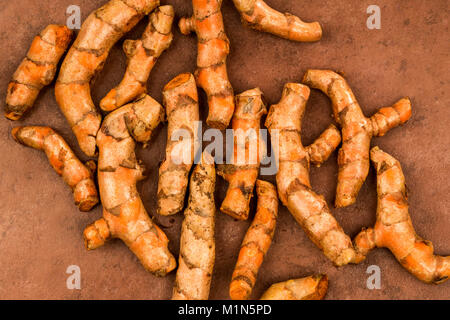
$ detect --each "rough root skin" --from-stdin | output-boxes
[302,69,412,208]
[84,94,176,276]
[12,126,98,212]
[172,152,216,300]
[260,275,328,300]
[5,25,73,120]
[353,147,450,284]
[230,180,278,300]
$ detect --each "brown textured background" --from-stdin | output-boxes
[0,0,449,300]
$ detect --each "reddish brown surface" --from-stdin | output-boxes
[0,0,448,300]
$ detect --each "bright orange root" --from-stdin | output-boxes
[260,275,328,300]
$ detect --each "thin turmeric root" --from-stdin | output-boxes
[266,83,363,266]
[230,180,278,300]
[157,73,200,216]
[56,0,160,156]
[172,152,216,300]
[5,25,72,120]
[218,88,267,220]
[232,0,322,42]
[12,126,98,211]
[353,147,450,284]
[84,94,176,276]
[302,70,412,208]
[179,0,235,129]
[260,275,328,300]
[100,5,174,112]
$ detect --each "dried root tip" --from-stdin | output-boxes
[307,124,341,166]
[179,17,195,35]
[353,227,376,257]
[74,179,99,212]
[260,275,328,300]
[83,218,110,250]
[370,97,412,137]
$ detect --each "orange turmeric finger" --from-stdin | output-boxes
[84,94,176,276]
[5,25,72,120]
[157,73,200,216]
[100,5,174,112]
[353,147,450,284]
[302,70,412,208]
[179,0,235,129]
[260,275,328,300]
[232,0,322,42]
[230,180,278,300]
[12,126,98,211]
[218,88,267,220]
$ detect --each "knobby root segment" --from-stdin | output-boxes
[172,152,216,300]
[12,126,98,212]
[230,180,278,300]
[157,73,200,216]
[55,0,160,157]
[83,94,176,276]
[232,0,322,42]
[100,5,174,112]
[265,83,364,266]
[302,69,412,208]
[260,275,328,300]
[218,88,267,220]
[353,147,450,284]
[5,25,73,120]
[179,0,235,129]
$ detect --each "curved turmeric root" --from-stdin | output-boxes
[12,126,98,212]
[353,147,450,284]
[230,180,278,300]
[100,5,174,112]
[179,0,235,129]
[265,83,363,266]
[157,73,200,216]
[172,152,216,300]
[302,70,412,208]
[218,88,267,220]
[5,25,72,120]
[56,0,160,156]
[84,94,176,276]
[260,275,328,300]
[232,0,322,42]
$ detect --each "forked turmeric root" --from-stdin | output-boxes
[354,147,450,284]
[84,94,176,276]
[302,70,412,208]
[12,126,98,212]
[260,275,328,300]
[100,5,174,112]
[5,25,72,120]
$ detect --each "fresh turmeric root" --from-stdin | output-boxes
[266,83,364,266]
[157,73,200,216]
[302,70,412,208]
[218,88,267,220]
[230,180,278,300]
[5,25,72,120]
[83,94,176,276]
[179,0,235,129]
[232,0,322,42]
[12,126,98,211]
[172,152,216,300]
[260,275,328,300]
[354,147,450,284]
[100,5,174,112]
[55,0,160,156]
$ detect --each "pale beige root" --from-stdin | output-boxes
[230,180,278,300]
[5,25,73,120]
[260,275,328,300]
[172,152,216,300]
[232,0,322,42]
[218,88,267,220]
[100,5,174,112]
[157,73,200,216]
[55,0,160,156]
[353,147,450,284]
[265,83,363,266]
[83,94,176,276]
[302,70,412,207]
[11,126,98,212]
